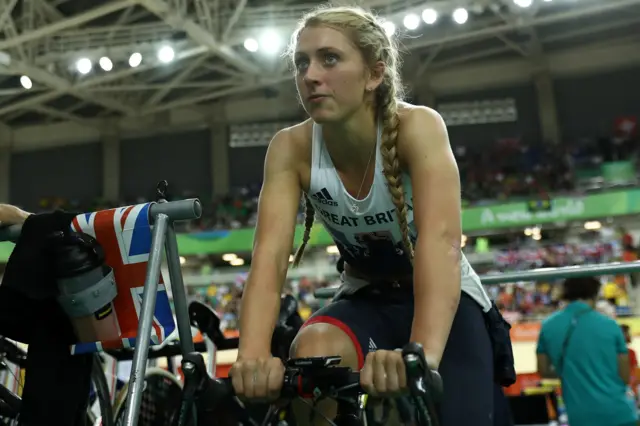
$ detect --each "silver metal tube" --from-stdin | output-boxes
[0,198,202,243]
[149,198,202,222]
[481,261,640,285]
[313,261,640,299]
[123,213,168,426]
[164,223,195,355]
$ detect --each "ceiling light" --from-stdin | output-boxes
[19,75,32,89]
[157,45,175,63]
[422,8,438,24]
[76,58,92,74]
[259,31,282,55]
[99,56,113,71]
[129,52,142,67]
[453,8,469,24]
[514,0,533,7]
[403,13,420,30]
[381,21,396,36]
[244,38,259,52]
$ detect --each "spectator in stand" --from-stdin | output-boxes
[536,277,637,426]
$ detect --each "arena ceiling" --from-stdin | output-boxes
[0,0,638,129]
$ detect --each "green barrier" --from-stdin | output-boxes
[2,188,640,261]
[602,161,636,184]
[462,188,640,231]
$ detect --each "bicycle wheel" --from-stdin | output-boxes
[114,368,184,426]
[90,354,115,426]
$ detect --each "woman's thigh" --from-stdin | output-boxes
[438,294,495,426]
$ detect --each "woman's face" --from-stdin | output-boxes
[294,25,371,123]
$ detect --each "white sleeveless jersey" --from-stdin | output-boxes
[307,123,491,311]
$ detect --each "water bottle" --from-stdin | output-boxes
[52,231,120,343]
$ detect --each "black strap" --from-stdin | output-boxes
[557,308,591,375]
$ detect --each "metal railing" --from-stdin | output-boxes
[314,261,640,299]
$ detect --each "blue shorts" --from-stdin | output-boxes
[302,285,513,426]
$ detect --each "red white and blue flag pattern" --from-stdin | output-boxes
[69,203,175,354]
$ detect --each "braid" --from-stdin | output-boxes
[292,195,315,267]
[378,83,414,264]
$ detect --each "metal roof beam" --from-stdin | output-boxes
[136,0,261,75]
[222,0,246,42]
[143,55,208,106]
[407,0,640,51]
[11,62,137,115]
[34,0,65,22]
[29,105,97,127]
[0,46,207,117]
[0,0,19,32]
[0,0,135,51]
[140,72,292,115]
[428,16,640,71]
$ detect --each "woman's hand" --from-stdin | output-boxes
[229,356,285,401]
[360,350,408,396]
[0,204,30,225]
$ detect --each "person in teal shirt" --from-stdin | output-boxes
[536,277,637,426]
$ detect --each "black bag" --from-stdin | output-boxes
[484,302,517,387]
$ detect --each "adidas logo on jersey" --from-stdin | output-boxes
[368,338,377,352]
[311,188,338,207]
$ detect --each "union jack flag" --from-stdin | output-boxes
[69,203,176,354]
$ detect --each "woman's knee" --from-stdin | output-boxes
[290,322,360,369]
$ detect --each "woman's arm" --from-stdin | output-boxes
[400,107,462,368]
[0,204,31,225]
[237,129,304,359]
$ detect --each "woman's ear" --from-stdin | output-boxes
[366,61,386,91]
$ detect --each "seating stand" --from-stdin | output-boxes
[120,197,202,426]
[0,187,202,426]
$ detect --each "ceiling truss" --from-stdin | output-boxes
[0,0,636,128]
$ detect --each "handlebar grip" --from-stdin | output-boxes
[402,342,443,401]
[211,378,234,399]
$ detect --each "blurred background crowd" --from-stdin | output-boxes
[31,133,640,231]
[11,130,640,333]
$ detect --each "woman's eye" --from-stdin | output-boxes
[295,59,309,72]
[324,54,339,65]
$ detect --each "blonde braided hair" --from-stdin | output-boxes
[292,195,315,267]
[289,6,413,266]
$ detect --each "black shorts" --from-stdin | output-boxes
[303,285,512,426]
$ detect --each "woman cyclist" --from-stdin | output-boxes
[230,6,512,426]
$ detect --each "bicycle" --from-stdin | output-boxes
[178,341,442,426]
[104,300,242,426]
[0,336,115,426]
[0,338,24,425]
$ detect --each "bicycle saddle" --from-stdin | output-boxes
[188,301,226,348]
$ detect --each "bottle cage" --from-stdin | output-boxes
[57,268,118,318]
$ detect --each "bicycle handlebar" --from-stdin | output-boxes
[183,343,442,426]
[0,198,202,243]
[212,365,363,400]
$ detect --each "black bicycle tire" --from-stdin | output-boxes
[91,354,115,426]
[0,383,20,419]
[113,367,184,426]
